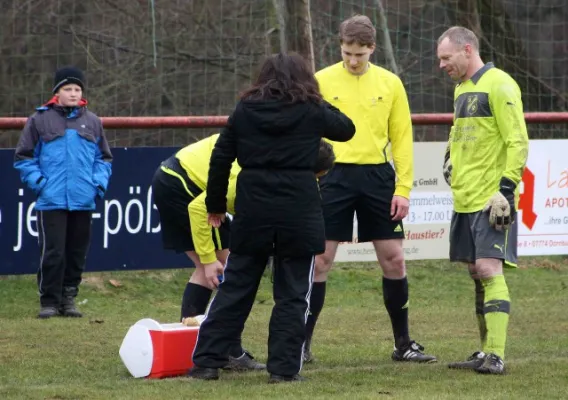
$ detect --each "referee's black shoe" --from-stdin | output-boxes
[392,340,437,363]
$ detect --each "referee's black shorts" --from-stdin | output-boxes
[151,156,231,254]
[318,162,405,242]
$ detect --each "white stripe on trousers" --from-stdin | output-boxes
[191,255,315,371]
[298,255,315,374]
[37,211,47,296]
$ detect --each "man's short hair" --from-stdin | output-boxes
[339,15,376,47]
[314,140,335,174]
[437,26,479,51]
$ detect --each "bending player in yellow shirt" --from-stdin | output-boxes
[151,134,264,371]
[438,26,529,375]
[305,15,437,364]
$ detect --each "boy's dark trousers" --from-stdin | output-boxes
[36,210,92,307]
[192,252,315,377]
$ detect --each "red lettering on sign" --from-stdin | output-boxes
[519,167,538,230]
[547,160,568,189]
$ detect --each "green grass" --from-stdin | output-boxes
[1,258,567,400]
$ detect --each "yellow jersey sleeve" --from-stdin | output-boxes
[226,165,239,215]
[187,161,240,265]
[188,192,217,265]
[491,82,529,186]
[389,77,414,199]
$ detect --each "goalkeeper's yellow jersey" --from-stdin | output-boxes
[449,63,529,213]
[315,62,414,198]
[173,134,241,264]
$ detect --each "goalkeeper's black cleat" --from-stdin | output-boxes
[223,350,266,371]
[475,353,505,375]
[448,351,486,370]
[392,340,437,363]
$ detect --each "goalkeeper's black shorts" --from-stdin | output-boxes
[449,210,518,268]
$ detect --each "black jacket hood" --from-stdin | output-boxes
[240,100,313,135]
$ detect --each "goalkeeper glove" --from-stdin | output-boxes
[443,147,452,186]
[483,177,516,231]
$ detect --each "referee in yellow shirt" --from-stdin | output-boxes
[304,15,436,364]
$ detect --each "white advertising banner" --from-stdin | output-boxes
[334,140,568,263]
[516,140,568,255]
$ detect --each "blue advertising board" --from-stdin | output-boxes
[0,147,194,275]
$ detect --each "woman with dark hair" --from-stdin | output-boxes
[189,52,355,383]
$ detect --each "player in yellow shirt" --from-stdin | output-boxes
[437,26,529,375]
[305,15,437,364]
[151,134,264,371]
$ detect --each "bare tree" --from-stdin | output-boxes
[0,0,566,148]
[374,0,398,75]
[442,0,566,112]
[273,0,315,71]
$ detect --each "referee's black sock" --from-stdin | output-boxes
[305,281,327,346]
[180,282,212,321]
[383,276,410,349]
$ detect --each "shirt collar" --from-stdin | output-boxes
[470,62,494,84]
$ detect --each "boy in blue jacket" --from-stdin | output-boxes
[14,66,113,319]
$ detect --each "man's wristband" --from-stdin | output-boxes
[499,177,516,197]
[499,177,517,212]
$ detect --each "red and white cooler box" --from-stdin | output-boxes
[119,316,204,379]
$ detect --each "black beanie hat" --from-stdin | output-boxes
[52,66,85,94]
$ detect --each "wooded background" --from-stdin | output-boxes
[0,0,566,147]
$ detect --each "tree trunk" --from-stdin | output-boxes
[273,0,315,72]
[374,0,399,75]
[272,0,289,53]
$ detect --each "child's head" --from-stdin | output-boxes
[52,66,85,107]
[314,140,336,178]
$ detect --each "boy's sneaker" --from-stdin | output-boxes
[38,306,59,319]
[59,302,83,317]
[392,340,437,363]
[60,287,82,317]
[475,353,505,375]
[223,350,266,371]
[448,351,486,370]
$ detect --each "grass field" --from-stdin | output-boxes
[1,257,567,400]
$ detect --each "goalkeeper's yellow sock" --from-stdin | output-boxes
[474,279,487,349]
[481,275,510,359]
